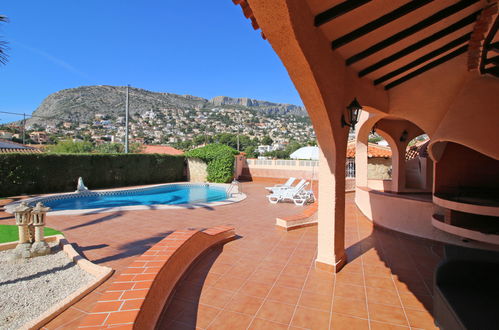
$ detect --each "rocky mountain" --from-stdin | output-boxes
[27,85,307,125]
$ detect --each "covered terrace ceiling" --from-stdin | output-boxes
[309,0,498,88]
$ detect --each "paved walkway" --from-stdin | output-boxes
[0,182,442,329]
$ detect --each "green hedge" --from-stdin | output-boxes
[185,144,238,183]
[0,153,185,197]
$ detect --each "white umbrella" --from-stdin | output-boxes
[290,146,319,160]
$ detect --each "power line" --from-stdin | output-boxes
[0,110,56,120]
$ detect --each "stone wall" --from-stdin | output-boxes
[187,158,208,182]
[367,158,392,180]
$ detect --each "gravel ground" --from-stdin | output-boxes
[0,242,96,330]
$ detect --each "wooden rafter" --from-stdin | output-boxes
[346,0,479,66]
[332,0,434,49]
[315,0,371,27]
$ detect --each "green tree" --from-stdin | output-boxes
[261,136,273,145]
[47,140,94,153]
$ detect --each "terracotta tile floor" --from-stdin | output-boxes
[0,182,444,329]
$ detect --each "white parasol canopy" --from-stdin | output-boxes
[290,146,319,160]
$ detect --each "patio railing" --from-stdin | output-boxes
[244,158,356,178]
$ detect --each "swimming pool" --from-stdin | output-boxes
[12,183,237,214]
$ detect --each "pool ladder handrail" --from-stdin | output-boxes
[227,180,242,197]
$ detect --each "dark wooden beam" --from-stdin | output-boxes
[374,34,471,85]
[315,0,371,27]
[484,66,499,78]
[346,0,479,66]
[486,55,499,65]
[385,45,468,90]
[332,0,434,49]
[480,15,498,74]
[359,12,479,77]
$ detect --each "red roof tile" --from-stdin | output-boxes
[140,145,184,155]
[346,141,392,158]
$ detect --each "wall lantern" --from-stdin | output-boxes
[342,98,362,128]
[400,129,409,142]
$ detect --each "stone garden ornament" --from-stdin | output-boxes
[11,201,51,259]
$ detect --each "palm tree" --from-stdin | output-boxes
[0,15,8,65]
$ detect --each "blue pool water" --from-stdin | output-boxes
[41,184,228,211]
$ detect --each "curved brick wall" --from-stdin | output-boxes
[77,226,235,329]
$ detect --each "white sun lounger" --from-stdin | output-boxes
[265,177,296,192]
[267,180,313,206]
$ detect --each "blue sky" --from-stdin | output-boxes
[0,1,302,123]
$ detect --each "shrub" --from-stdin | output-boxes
[0,153,185,197]
[185,144,238,183]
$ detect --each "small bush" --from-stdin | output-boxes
[185,144,238,183]
[0,153,185,197]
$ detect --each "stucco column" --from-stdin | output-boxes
[315,145,347,272]
[355,112,371,188]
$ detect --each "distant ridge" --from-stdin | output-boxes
[27,85,307,125]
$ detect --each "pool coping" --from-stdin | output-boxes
[4,182,246,216]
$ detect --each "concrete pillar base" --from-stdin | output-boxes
[315,255,347,273]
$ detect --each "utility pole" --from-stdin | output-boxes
[125,84,129,153]
[22,113,26,145]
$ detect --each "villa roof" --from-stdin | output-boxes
[346,141,392,158]
[0,139,42,154]
[235,1,498,86]
[141,145,184,155]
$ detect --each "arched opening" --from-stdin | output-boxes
[365,131,393,191]
[431,141,499,244]
[405,134,432,192]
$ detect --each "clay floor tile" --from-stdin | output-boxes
[298,291,332,311]
[267,285,302,305]
[226,292,264,315]
[368,302,408,326]
[334,282,366,301]
[250,269,280,284]
[275,273,306,289]
[332,296,368,318]
[174,303,220,329]
[281,264,310,278]
[370,321,410,329]
[303,278,334,295]
[213,275,245,292]
[240,281,273,298]
[208,262,232,275]
[198,287,235,309]
[207,310,253,329]
[290,306,330,329]
[366,287,402,307]
[364,275,397,291]
[399,292,432,311]
[257,260,286,273]
[330,312,369,330]
[393,278,431,296]
[248,318,288,330]
[405,308,439,329]
[363,264,393,278]
[255,300,296,325]
[336,271,364,286]
[226,264,257,279]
